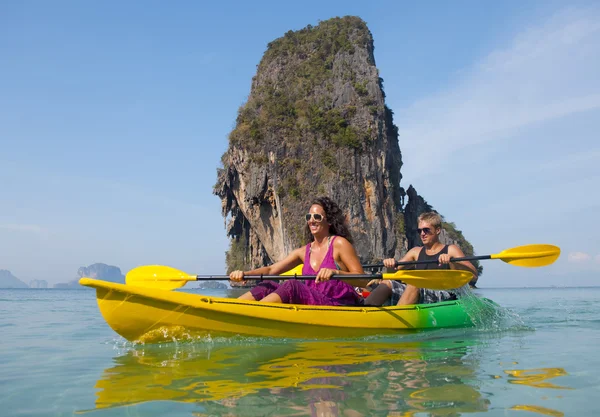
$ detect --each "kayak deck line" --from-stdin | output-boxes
[178,295,442,313]
[188,297,461,313]
[80,278,482,342]
[81,277,454,313]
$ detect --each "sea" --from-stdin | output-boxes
[1,286,599,417]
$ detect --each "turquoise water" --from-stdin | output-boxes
[1,287,599,416]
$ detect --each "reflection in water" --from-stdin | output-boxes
[87,338,491,416]
[510,405,565,417]
[84,337,572,416]
[504,368,571,417]
[505,368,572,389]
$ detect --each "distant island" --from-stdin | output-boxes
[29,279,48,288]
[1,263,125,289]
[54,263,125,288]
[197,281,228,290]
[0,269,29,288]
[0,270,49,288]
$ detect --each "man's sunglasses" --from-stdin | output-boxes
[305,213,324,222]
[417,227,433,235]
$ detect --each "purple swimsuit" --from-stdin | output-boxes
[249,236,362,306]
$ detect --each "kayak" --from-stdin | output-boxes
[80,278,487,342]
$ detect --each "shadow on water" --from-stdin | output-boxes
[80,330,571,416]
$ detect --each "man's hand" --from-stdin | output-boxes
[383,258,397,269]
[438,254,452,266]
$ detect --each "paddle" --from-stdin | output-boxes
[125,265,473,291]
[362,244,560,269]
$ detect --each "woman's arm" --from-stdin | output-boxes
[326,237,366,287]
[230,247,304,281]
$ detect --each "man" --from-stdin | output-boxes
[363,211,478,306]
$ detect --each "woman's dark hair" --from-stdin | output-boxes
[304,196,353,243]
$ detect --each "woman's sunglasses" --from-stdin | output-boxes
[417,227,433,235]
[305,213,324,222]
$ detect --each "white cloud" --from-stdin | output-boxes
[395,7,600,181]
[595,254,600,264]
[0,224,46,234]
[568,252,592,262]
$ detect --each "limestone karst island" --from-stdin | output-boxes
[213,16,480,285]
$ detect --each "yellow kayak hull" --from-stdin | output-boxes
[80,278,476,342]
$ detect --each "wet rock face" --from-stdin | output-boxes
[214,16,479,279]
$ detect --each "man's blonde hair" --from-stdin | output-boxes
[418,211,442,229]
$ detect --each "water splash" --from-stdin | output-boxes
[454,286,529,332]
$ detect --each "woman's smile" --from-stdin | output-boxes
[309,222,321,232]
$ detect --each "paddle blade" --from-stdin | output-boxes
[281,264,304,276]
[383,269,473,290]
[126,265,195,290]
[492,244,560,267]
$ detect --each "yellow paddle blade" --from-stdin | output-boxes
[492,244,560,267]
[281,264,303,276]
[126,265,195,290]
[382,269,473,290]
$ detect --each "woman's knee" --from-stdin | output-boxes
[274,279,303,304]
[281,279,303,290]
[238,291,257,301]
[249,280,279,300]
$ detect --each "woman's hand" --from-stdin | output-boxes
[315,268,338,283]
[229,270,245,282]
[383,258,397,269]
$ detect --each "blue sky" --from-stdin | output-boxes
[1,1,599,287]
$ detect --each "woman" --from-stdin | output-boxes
[229,197,366,306]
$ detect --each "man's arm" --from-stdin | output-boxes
[446,245,478,277]
[383,247,420,271]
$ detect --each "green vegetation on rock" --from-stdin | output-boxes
[229,16,377,162]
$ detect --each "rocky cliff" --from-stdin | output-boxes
[0,270,28,288]
[214,16,480,282]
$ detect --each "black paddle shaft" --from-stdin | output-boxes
[362,254,492,269]
[194,274,384,281]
